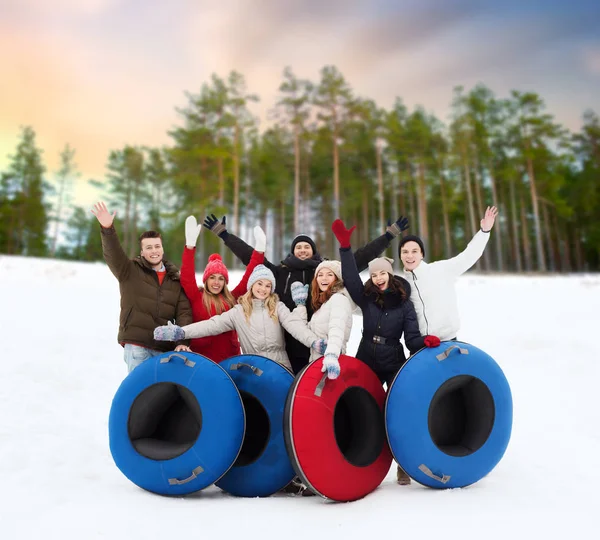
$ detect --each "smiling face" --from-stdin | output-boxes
[251,279,272,300]
[140,237,164,269]
[316,269,336,292]
[370,270,390,291]
[293,242,313,260]
[400,241,424,271]
[205,274,225,295]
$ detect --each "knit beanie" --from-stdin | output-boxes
[398,235,425,258]
[315,260,342,281]
[290,234,318,255]
[247,264,276,292]
[203,253,229,283]
[368,256,394,276]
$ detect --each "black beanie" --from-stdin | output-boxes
[290,234,318,255]
[399,234,425,258]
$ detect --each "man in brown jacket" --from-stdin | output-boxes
[92,202,193,372]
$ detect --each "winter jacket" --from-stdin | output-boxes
[100,226,193,352]
[180,299,319,371]
[340,246,424,380]
[179,247,264,362]
[220,231,393,372]
[402,230,491,341]
[286,288,355,364]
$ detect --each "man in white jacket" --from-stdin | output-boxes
[400,206,498,342]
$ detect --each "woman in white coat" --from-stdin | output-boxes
[399,206,498,342]
[288,260,355,380]
[153,264,324,371]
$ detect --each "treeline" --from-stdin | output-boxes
[1,66,599,271]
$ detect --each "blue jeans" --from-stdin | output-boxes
[123,344,162,372]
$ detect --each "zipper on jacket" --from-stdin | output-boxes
[283,273,292,295]
[410,271,429,335]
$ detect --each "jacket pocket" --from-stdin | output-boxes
[121,306,133,331]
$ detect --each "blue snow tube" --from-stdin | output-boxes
[385,341,512,489]
[216,355,296,497]
[109,351,245,496]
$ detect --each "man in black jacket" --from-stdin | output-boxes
[203,214,408,374]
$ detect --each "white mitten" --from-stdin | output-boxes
[185,216,202,248]
[253,226,266,253]
[322,354,340,380]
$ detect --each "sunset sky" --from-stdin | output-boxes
[1,0,599,207]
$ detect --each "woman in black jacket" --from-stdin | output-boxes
[332,219,440,486]
[203,213,409,374]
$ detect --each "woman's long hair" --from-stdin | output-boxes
[238,289,279,322]
[200,284,236,315]
[364,273,407,307]
[311,277,344,311]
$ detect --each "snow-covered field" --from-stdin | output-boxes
[1,254,599,539]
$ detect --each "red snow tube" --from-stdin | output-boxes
[284,355,392,501]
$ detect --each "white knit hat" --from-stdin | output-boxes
[315,260,342,281]
[368,257,394,276]
[247,264,276,291]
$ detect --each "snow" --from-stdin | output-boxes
[1,254,599,539]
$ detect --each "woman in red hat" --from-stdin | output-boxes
[179,216,265,362]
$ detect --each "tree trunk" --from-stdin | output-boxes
[439,171,452,259]
[407,166,417,236]
[398,166,406,219]
[362,183,369,247]
[233,123,241,233]
[541,202,555,272]
[376,143,384,231]
[509,177,522,273]
[573,227,584,272]
[417,160,428,245]
[461,148,477,236]
[520,192,532,272]
[472,162,489,270]
[51,178,66,257]
[488,171,503,271]
[294,129,301,232]
[218,156,225,206]
[333,136,340,218]
[525,150,546,271]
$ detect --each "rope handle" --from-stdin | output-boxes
[168,465,204,485]
[230,363,263,376]
[314,373,328,397]
[160,353,196,368]
[436,345,469,362]
[418,464,451,484]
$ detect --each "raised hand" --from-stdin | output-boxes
[203,214,228,238]
[185,216,202,247]
[290,281,309,306]
[253,226,266,253]
[91,201,116,228]
[154,321,185,342]
[480,206,498,232]
[386,215,409,237]
[331,219,356,249]
[322,353,340,380]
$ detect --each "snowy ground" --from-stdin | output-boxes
[1,254,599,539]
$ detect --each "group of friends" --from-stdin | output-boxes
[91,201,498,492]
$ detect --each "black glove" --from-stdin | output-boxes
[386,216,410,238]
[203,214,229,239]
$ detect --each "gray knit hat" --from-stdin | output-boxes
[247,264,276,291]
[315,260,342,281]
[368,257,394,276]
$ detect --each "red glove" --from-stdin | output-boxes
[331,219,356,248]
[424,335,441,348]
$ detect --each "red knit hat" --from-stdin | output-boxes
[203,254,229,283]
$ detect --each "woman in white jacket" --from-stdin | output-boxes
[399,206,498,342]
[288,260,355,380]
[153,265,324,371]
